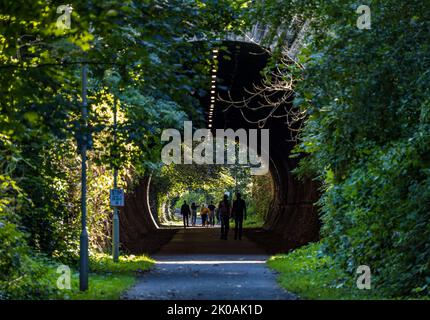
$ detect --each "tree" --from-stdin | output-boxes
[247,0,430,297]
[0,0,245,298]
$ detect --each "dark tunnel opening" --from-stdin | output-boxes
[119,41,320,254]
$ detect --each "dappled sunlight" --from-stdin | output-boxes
[154,163,272,229]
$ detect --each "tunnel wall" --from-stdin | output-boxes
[262,138,321,249]
[120,152,320,253]
[213,40,320,249]
[119,176,159,253]
[119,40,321,253]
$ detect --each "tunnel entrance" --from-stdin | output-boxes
[119,40,320,255]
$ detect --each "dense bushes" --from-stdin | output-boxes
[250,173,273,221]
[0,0,242,299]
[320,139,430,296]
[298,1,430,297]
[3,0,429,300]
[0,175,60,299]
[252,0,430,297]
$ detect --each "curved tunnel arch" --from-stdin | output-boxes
[120,40,320,254]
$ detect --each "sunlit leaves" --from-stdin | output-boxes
[250,0,430,297]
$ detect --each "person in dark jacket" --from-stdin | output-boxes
[232,192,247,240]
[190,202,199,226]
[180,201,191,228]
[218,194,231,240]
[208,201,216,226]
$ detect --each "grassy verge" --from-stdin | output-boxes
[243,214,264,228]
[66,273,135,300]
[53,253,154,300]
[267,243,384,300]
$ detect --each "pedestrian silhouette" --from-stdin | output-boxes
[218,194,231,240]
[200,204,209,227]
[208,201,216,226]
[180,201,191,228]
[191,202,199,226]
[232,192,247,240]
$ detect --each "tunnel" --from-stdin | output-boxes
[119,41,321,254]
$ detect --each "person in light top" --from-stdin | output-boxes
[200,204,210,227]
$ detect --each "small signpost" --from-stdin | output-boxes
[110,188,124,207]
[110,187,123,262]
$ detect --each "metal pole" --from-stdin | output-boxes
[235,165,238,193]
[79,64,89,291]
[235,143,239,194]
[112,98,119,262]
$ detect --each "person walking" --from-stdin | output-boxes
[232,192,247,240]
[218,194,231,240]
[200,204,209,227]
[208,201,216,226]
[215,207,220,225]
[191,202,199,226]
[180,201,191,228]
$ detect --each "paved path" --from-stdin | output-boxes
[122,228,296,300]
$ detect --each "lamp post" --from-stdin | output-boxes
[235,165,238,192]
[112,98,119,262]
[79,63,89,291]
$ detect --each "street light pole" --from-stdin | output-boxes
[79,63,89,291]
[112,98,119,262]
[235,165,238,193]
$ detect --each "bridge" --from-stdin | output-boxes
[119,21,320,255]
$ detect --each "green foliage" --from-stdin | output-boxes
[154,164,235,222]
[179,190,209,207]
[0,253,63,300]
[0,174,60,299]
[89,253,154,274]
[1,245,154,300]
[253,0,430,297]
[66,253,154,300]
[0,0,244,298]
[156,161,273,226]
[249,173,273,221]
[66,273,135,300]
[69,253,153,300]
[268,242,385,300]
[242,214,264,229]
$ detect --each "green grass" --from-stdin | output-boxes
[243,214,264,228]
[66,273,136,300]
[89,253,154,274]
[52,253,154,300]
[267,243,383,300]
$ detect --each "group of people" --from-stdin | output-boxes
[180,192,247,240]
[181,201,217,227]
